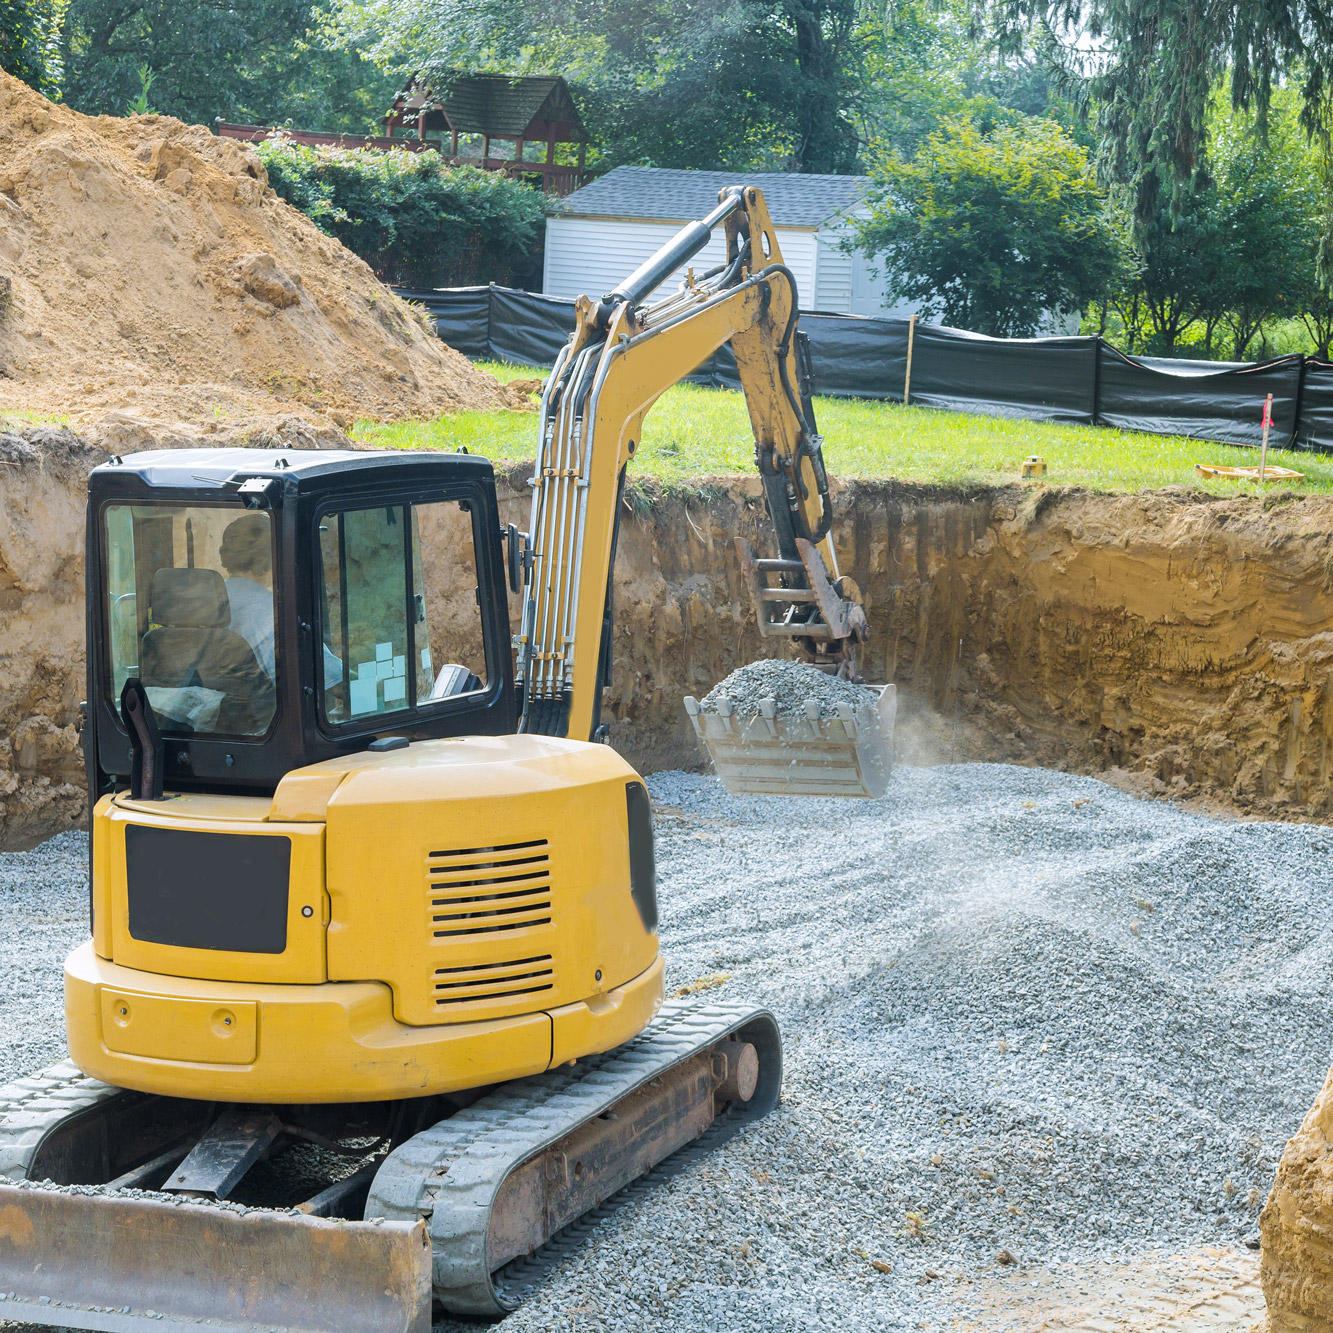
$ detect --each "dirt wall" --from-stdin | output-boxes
[0,429,102,846]
[567,473,1333,819]
[9,440,1333,847]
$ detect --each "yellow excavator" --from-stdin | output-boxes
[0,186,892,1331]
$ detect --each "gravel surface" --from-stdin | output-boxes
[0,831,89,1089]
[700,658,878,718]
[476,764,1331,1332]
[1,767,1330,1333]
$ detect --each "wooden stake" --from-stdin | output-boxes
[1259,392,1274,483]
[904,313,918,406]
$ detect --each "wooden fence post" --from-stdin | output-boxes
[904,313,918,406]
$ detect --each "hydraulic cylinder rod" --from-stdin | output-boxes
[597,189,744,321]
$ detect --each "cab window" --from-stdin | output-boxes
[104,504,277,737]
[318,500,488,725]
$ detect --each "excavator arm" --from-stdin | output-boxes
[517,185,871,744]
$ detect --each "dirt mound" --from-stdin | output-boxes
[1261,1067,1333,1331]
[0,71,520,430]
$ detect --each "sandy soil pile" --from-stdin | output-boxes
[0,71,522,435]
[1262,1070,1333,1331]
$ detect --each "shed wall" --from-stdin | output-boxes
[813,232,852,311]
[544,218,820,309]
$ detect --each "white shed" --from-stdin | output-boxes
[543,166,906,317]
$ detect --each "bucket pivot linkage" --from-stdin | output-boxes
[685,538,895,799]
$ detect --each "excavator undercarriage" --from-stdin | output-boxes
[0,1002,780,1331]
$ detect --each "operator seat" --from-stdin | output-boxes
[140,568,274,734]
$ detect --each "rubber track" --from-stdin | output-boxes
[366,997,781,1317]
[0,1060,128,1182]
[492,1099,752,1309]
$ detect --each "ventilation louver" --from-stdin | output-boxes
[432,954,556,1010]
[426,840,553,939]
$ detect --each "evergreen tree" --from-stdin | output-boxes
[987,0,1333,273]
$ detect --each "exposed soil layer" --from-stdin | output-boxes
[8,440,1333,845]
[0,71,522,434]
[0,429,101,846]
[594,475,1333,825]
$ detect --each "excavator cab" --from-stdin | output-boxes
[85,448,515,802]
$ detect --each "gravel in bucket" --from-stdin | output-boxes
[700,658,878,719]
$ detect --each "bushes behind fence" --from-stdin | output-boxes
[254,139,546,290]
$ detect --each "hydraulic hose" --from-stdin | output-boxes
[751,263,833,544]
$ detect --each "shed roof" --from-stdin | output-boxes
[440,73,584,139]
[556,167,871,228]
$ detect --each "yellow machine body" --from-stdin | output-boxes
[66,734,663,1102]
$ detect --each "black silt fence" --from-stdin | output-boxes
[397,284,1333,454]
[907,326,1097,424]
[1094,346,1304,447]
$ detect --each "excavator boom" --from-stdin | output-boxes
[516,185,894,793]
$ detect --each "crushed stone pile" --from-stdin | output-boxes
[700,657,879,718]
[0,71,522,435]
[2,765,1323,1329]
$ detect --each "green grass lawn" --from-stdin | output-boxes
[353,360,1333,495]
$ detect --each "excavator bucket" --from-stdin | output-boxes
[690,525,896,797]
[0,1184,433,1333]
[684,681,896,798]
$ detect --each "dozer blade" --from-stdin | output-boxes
[0,1184,432,1333]
[684,681,896,797]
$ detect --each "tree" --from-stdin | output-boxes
[330,0,867,172]
[853,1,974,160]
[1299,287,1333,362]
[986,0,1333,272]
[561,0,810,171]
[59,0,397,131]
[1211,116,1310,359]
[1,0,64,97]
[1109,97,1315,357]
[858,113,1116,336]
[1268,101,1333,359]
[1129,187,1230,353]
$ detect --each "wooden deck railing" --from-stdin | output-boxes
[215,124,594,196]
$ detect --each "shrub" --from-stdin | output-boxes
[0,0,63,97]
[860,113,1117,338]
[253,139,547,289]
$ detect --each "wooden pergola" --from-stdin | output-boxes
[384,73,589,196]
